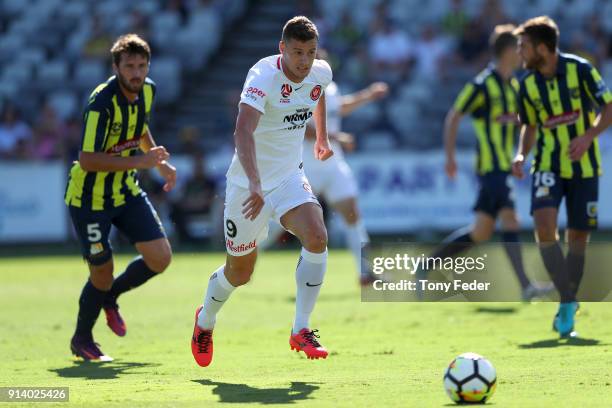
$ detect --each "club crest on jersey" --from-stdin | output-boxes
[310,85,322,101]
[569,87,580,99]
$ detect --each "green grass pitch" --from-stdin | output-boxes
[1,250,611,407]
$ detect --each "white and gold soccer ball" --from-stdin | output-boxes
[443,352,497,404]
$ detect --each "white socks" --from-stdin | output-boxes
[197,265,236,330]
[293,247,327,334]
[345,221,370,277]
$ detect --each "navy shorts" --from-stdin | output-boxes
[473,172,515,217]
[69,194,166,265]
[530,171,598,230]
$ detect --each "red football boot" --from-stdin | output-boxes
[289,328,329,359]
[191,306,214,367]
[103,305,126,337]
[70,335,113,362]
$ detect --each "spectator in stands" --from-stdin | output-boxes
[477,0,511,32]
[82,14,113,61]
[368,19,414,83]
[456,19,489,68]
[63,116,82,163]
[0,103,32,160]
[328,10,363,60]
[441,0,470,38]
[28,103,66,160]
[170,151,219,243]
[413,25,452,81]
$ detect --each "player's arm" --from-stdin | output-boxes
[140,128,177,192]
[313,93,333,161]
[235,103,264,220]
[512,124,536,179]
[78,109,168,172]
[568,101,612,161]
[339,82,389,117]
[569,63,612,160]
[445,82,482,179]
[443,108,464,179]
[304,124,355,151]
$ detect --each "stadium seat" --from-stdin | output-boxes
[360,131,397,151]
[0,35,24,63]
[151,11,182,51]
[1,0,31,17]
[1,63,33,86]
[149,57,182,104]
[47,90,78,121]
[74,60,107,93]
[36,60,69,92]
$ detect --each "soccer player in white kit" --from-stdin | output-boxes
[191,16,334,367]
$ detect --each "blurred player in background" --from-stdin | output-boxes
[191,16,333,367]
[512,17,612,337]
[421,25,551,300]
[263,49,388,286]
[65,34,177,361]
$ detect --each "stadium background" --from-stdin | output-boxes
[1,0,612,249]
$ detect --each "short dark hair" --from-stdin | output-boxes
[514,16,559,53]
[110,33,151,65]
[490,24,517,57]
[281,16,318,43]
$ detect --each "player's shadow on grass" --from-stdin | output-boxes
[49,361,160,380]
[518,337,604,349]
[193,379,321,404]
[473,306,518,314]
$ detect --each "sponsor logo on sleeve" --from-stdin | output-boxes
[244,87,266,103]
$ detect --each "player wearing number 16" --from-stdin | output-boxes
[512,17,612,337]
[64,34,177,361]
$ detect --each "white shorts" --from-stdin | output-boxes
[304,159,358,204]
[223,170,320,256]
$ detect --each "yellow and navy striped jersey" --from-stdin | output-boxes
[517,53,612,179]
[65,76,156,210]
[453,64,519,175]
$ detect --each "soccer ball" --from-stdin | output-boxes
[443,352,497,404]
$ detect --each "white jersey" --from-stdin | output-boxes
[227,55,333,191]
[303,80,343,165]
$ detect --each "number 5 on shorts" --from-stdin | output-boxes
[87,223,102,242]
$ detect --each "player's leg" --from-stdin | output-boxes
[192,182,269,366]
[103,195,170,336]
[68,205,114,361]
[280,199,329,359]
[564,176,598,298]
[331,196,373,283]
[428,211,495,259]
[565,229,588,297]
[321,160,371,283]
[499,208,529,289]
[531,174,576,336]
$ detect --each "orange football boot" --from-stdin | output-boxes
[289,328,328,359]
[191,306,214,367]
